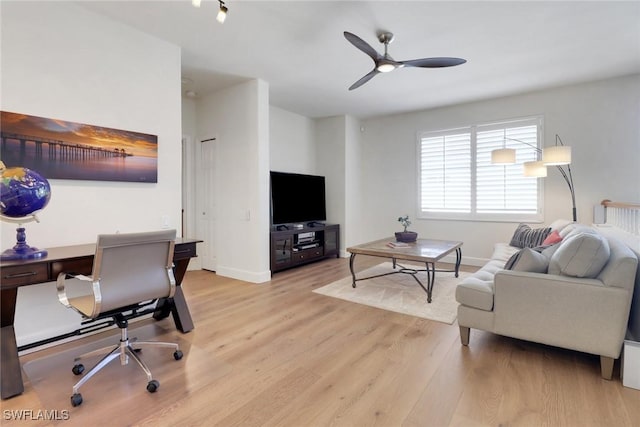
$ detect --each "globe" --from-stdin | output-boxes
[1,166,51,218]
[0,164,51,260]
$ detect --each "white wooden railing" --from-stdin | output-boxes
[601,200,640,236]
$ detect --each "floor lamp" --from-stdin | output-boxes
[491,134,577,222]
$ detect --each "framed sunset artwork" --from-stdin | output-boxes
[0,111,158,183]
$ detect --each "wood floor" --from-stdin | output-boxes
[3,256,640,426]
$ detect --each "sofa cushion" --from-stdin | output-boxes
[455,276,495,311]
[456,243,519,311]
[505,248,549,273]
[509,223,552,248]
[548,232,611,278]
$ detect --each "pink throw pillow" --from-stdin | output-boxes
[542,229,562,246]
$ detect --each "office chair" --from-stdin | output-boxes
[56,230,183,407]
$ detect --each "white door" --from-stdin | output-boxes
[197,138,217,271]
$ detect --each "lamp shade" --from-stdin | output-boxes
[217,5,228,23]
[491,148,516,165]
[523,161,547,177]
[543,145,571,165]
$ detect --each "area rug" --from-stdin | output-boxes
[313,262,468,324]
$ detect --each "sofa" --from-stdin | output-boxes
[455,221,639,379]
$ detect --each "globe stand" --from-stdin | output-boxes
[1,226,48,261]
[1,213,48,261]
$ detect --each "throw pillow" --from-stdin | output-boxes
[549,219,574,232]
[504,247,549,273]
[548,232,611,278]
[542,230,562,246]
[509,224,552,248]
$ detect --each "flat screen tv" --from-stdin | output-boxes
[270,171,326,225]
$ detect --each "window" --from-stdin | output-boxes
[418,117,543,222]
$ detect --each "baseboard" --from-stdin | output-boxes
[215,265,271,284]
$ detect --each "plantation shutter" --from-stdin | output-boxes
[476,121,540,214]
[419,130,471,213]
[418,116,542,221]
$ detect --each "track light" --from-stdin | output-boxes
[217,1,228,23]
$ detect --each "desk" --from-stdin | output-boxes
[0,238,201,400]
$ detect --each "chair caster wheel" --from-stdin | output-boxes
[173,350,183,360]
[147,379,160,393]
[71,393,83,407]
[72,364,85,375]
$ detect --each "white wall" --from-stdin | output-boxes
[196,80,271,283]
[180,96,202,270]
[270,106,316,173]
[344,116,365,251]
[316,116,347,249]
[1,1,182,346]
[1,2,183,247]
[358,74,640,264]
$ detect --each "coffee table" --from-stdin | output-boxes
[346,238,463,303]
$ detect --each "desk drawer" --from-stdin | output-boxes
[173,243,196,261]
[1,264,48,287]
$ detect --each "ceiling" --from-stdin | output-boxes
[78,0,640,119]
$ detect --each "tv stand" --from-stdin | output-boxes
[270,223,340,273]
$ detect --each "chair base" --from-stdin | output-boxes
[69,319,181,405]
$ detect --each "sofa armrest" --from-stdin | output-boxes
[493,270,632,358]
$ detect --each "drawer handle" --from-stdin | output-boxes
[4,271,38,279]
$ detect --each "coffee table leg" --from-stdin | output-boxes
[425,262,435,303]
[349,253,357,288]
[407,263,436,303]
[455,248,462,278]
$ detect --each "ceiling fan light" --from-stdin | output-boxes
[543,145,571,165]
[376,62,396,73]
[491,148,516,165]
[217,3,228,23]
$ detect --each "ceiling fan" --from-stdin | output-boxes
[343,31,467,90]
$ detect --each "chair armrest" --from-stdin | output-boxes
[493,270,632,358]
[56,272,94,308]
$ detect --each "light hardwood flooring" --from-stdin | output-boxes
[3,256,640,426]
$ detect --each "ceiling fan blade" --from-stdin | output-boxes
[344,31,381,62]
[401,57,467,68]
[349,69,379,91]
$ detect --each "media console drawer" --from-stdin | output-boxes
[292,247,323,263]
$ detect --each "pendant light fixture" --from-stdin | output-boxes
[217,0,228,23]
[191,0,229,24]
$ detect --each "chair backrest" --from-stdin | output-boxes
[91,229,176,315]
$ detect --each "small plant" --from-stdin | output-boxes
[398,215,411,232]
